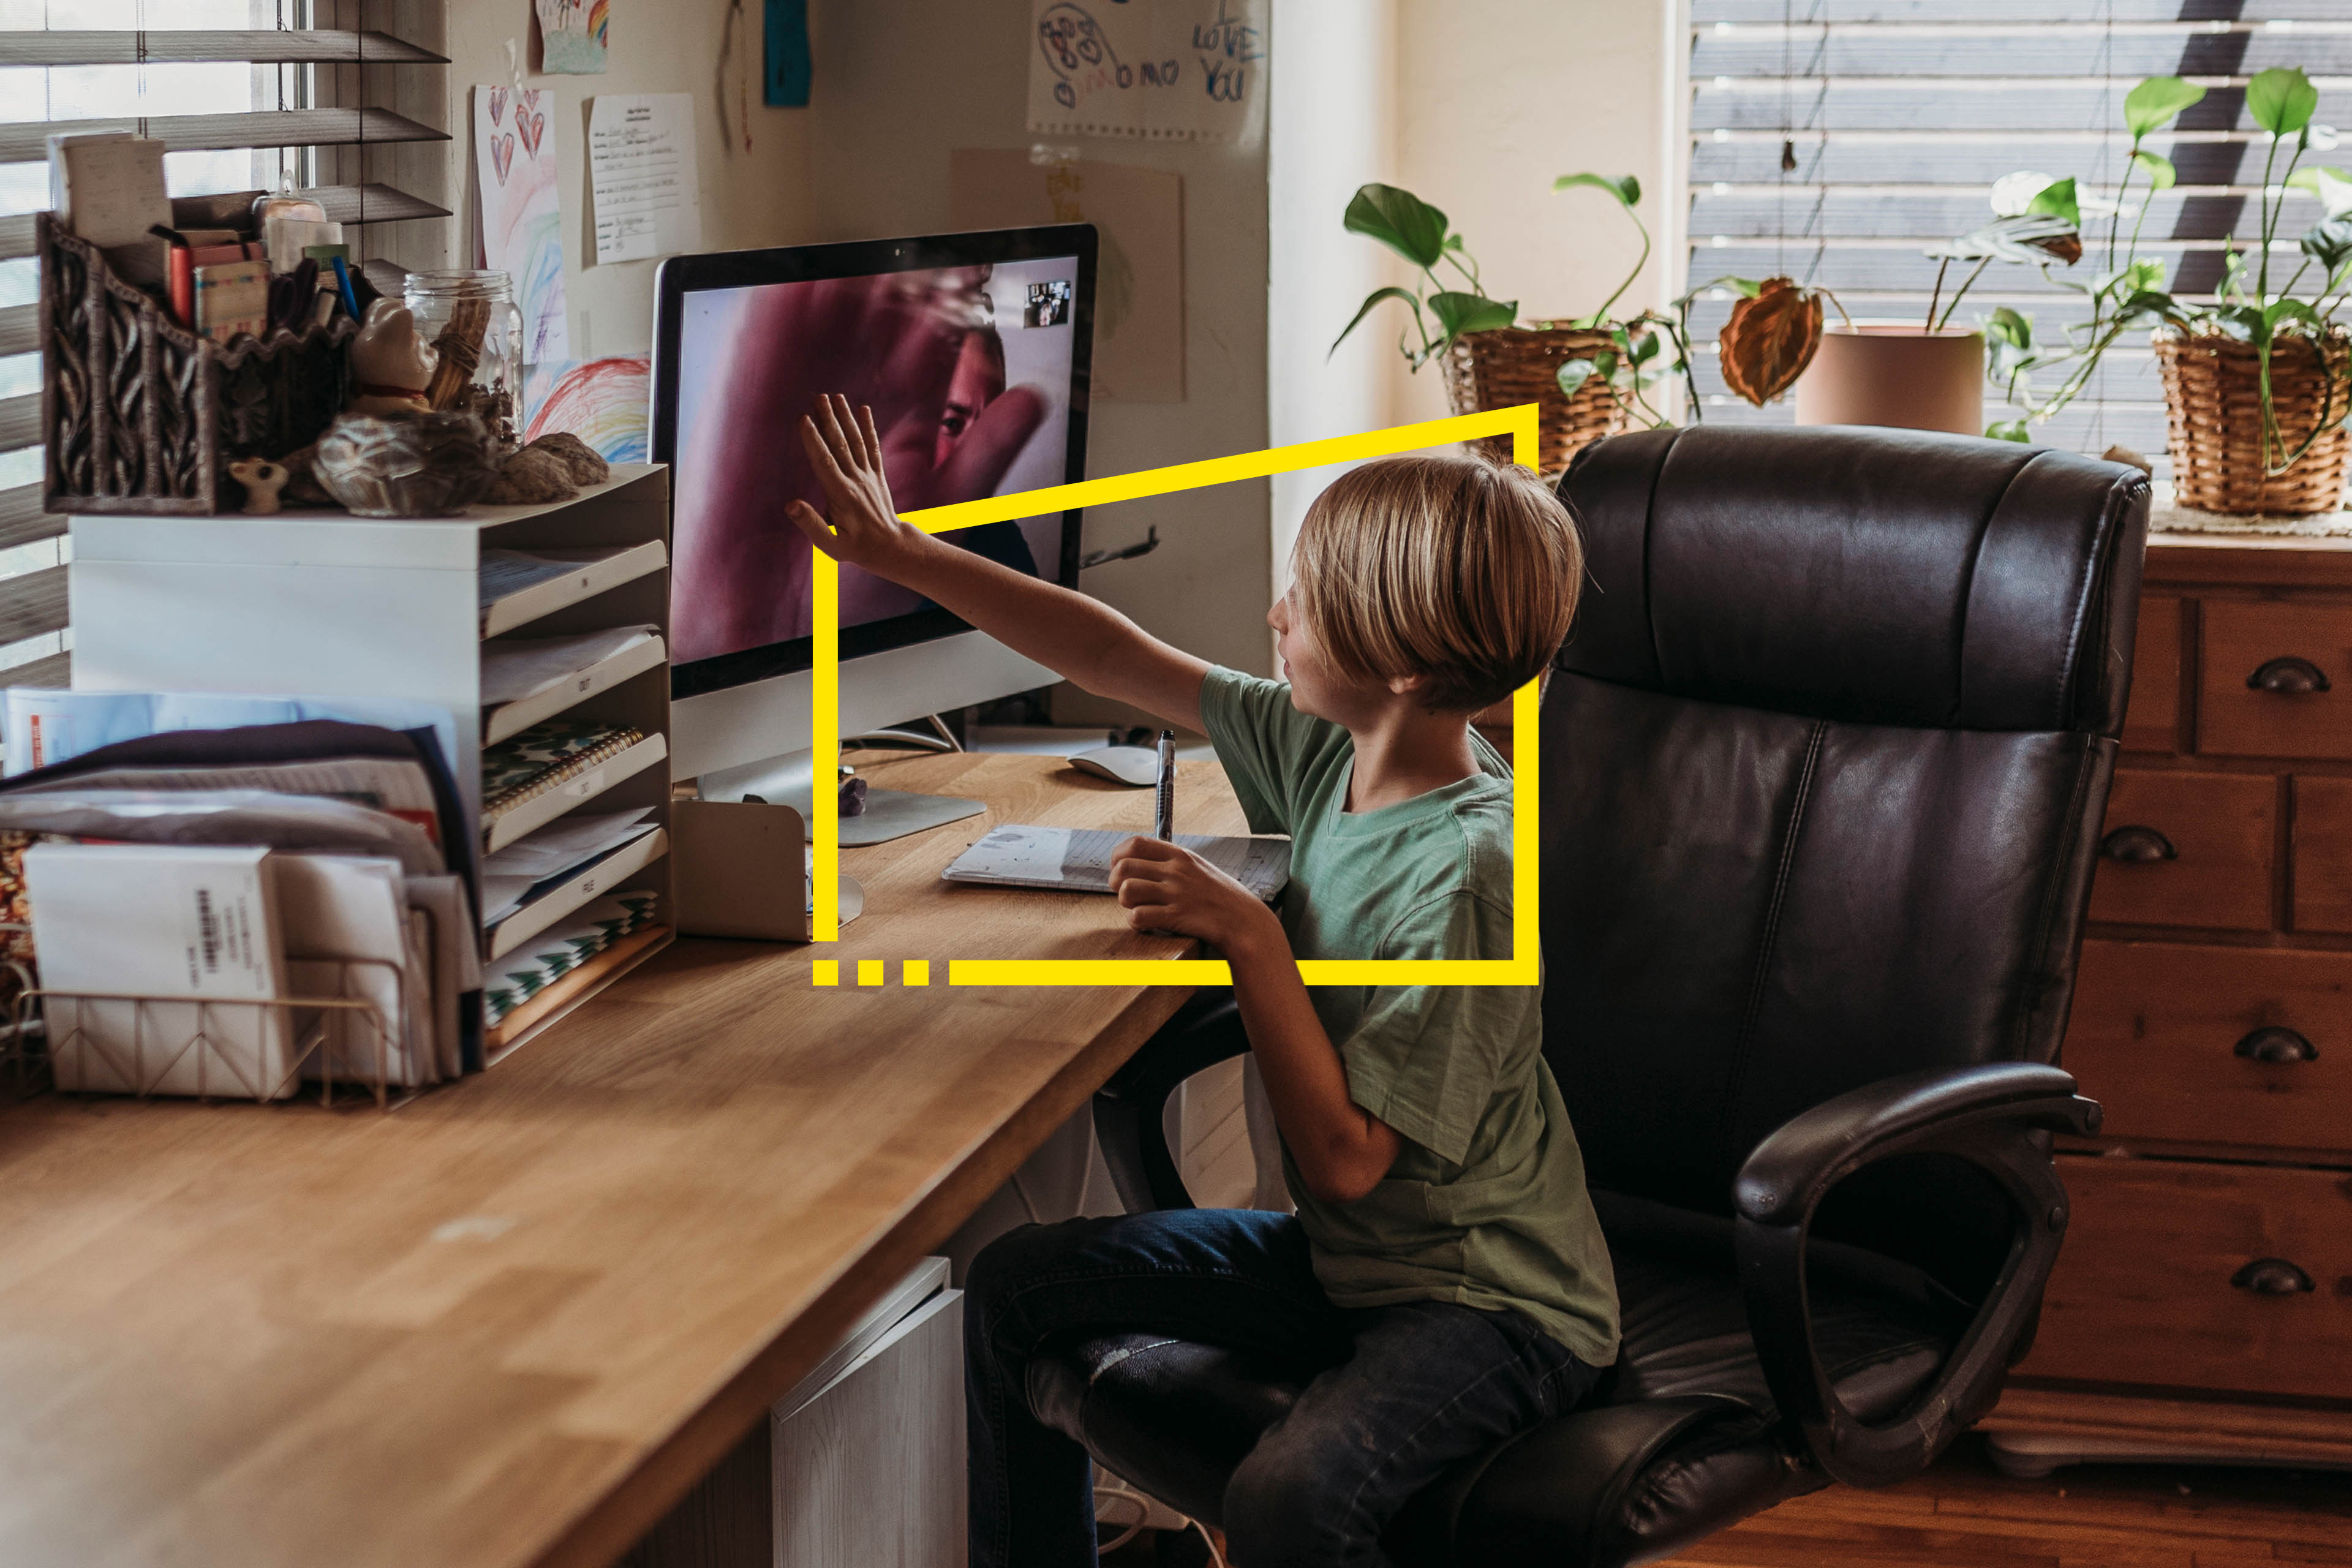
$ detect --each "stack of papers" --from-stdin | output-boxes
[0,695,486,1095]
[481,807,657,928]
[481,624,661,707]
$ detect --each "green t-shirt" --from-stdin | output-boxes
[1198,666,1620,1365]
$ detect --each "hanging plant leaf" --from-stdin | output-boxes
[1718,277,1825,406]
[1330,285,1427,356]
[1342,184,1450,270]
[1556,358,1601,396]
[1989,171,2064,217]
[2124,76,2205,138]
[1427,291,1518,344]
[1928,213,2081,266]
[2248,67,2318,140]
[2026,177,2082,229]
[2288,164,2352,217]
[2301,216,2352,278]
[1554,172,1642,209]
[1986,419,2032,443]
[2131,150,2178,191]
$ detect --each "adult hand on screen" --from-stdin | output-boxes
[669,271,1048,663]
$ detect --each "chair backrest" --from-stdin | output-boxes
[1539,425,2147,1234]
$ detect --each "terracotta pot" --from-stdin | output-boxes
[1793,324,1985,438]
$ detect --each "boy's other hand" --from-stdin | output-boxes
[786,393,929,576]
[1110,836,1283,956]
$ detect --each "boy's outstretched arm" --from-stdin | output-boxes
[785,394,1210,733]
[1112,838,1401,1205]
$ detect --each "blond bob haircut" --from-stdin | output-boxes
[1290,454,1583,714]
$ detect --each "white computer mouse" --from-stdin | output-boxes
[1066,745,1161,787]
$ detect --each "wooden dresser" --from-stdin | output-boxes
[1983,530,2352,1477]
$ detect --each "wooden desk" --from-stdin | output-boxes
[0,751,1246,1568]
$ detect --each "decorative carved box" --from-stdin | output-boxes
[39,211,354,516]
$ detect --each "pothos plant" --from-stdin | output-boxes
[1980,67,2352,473]
[1333,174,1844,426]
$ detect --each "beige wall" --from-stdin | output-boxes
[437,0,1273,709]
[1385,0,1684,424]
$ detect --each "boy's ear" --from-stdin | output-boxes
[1385,671,1430,697]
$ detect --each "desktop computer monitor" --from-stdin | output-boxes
[652,225,1096,820]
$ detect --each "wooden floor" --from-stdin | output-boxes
[1109,1439,2352,1565]
[1658,1439,2352,1567]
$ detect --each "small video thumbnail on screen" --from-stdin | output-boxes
[1023,280,1073,328]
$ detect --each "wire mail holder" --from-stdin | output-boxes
[7,957,415,1110]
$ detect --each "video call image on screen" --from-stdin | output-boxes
[669,257,1080,668]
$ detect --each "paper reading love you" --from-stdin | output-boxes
[588,94,703,266]
[1027,0,1266,143]
[472,84,571,364]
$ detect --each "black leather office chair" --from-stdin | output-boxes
[1033,424,2150,1565]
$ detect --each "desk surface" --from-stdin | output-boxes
[0,750,1246,1568]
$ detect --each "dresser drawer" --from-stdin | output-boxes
[2021,1157,2352,1400]
[2122,595,2183,753]
[2087,771,2277,931]
[2067,940,2352,1154]
[2295,775,2352,933]
[2200,600,2352,759]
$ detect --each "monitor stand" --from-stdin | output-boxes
[696,745,987,848]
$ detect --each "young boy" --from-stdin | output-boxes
[788,396,1618,1567]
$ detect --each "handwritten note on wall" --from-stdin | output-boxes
[588,93,704,266]
[1027,0,1265,143]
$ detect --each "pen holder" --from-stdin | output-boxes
[39,212,357,517]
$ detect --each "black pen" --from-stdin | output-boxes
[1155,729,1175,840]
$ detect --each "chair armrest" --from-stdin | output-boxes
[1091,1000,1253,1213]
[1733,1062,2101,1488]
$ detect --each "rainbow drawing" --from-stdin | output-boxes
[525,355,651,461]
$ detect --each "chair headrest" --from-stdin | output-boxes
[1555,426,2150,735]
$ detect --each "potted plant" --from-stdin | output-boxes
[1787,184,2081,437]
[1332,175,1678,472]
[1974,69,2352,514]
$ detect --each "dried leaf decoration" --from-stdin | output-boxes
[1719,277,1825,405]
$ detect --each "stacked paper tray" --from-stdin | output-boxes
[480,540,668,638]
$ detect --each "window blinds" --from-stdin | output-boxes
[1685,1,2352,472]
[0,2,449,686]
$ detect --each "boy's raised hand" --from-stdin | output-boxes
[785,393,926,576]
[1110,837,1283,957]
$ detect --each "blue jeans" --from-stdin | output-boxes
[965,1207,1600,1568]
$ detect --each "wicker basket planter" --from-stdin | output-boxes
[1441,324,1629,475]
[2154,329,2352,516]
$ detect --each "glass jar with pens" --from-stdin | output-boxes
[403,270,527,451]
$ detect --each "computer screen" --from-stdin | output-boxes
[655,228,1096,699]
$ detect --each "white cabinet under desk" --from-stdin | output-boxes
[66,462,677,1066]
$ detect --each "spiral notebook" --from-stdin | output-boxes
[942,826,1291,902]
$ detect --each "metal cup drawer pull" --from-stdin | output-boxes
[2248,656,2332,695]
[2100,824,2177,862]
[2234,1026,2319,1063]
[2231,1257,2317,1295]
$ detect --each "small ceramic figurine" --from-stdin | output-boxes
[345,299,439,417]
[226,456,290,515]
